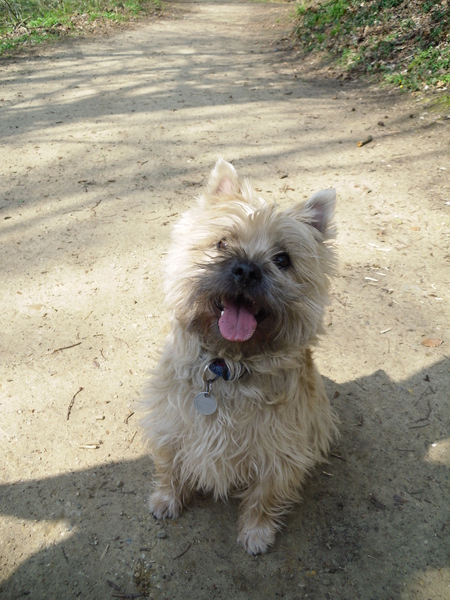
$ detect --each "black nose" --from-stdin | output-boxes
[231,261,262,285]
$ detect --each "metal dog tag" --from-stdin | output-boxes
[194,392,217,415]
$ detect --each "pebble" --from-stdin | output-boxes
[157,530,168,539]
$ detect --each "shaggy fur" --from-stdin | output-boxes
[141,159,338,555]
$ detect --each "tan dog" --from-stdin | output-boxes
[141,159,337,555]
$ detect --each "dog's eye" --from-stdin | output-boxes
[217,239,228,251]
[273,253,291,270]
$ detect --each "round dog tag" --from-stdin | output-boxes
[194,392,217,415]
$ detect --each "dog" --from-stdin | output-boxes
[141,159,337,555]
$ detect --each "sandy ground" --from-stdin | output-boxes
[1,1,449,598]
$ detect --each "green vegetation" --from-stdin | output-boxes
[0,0,161,55]
[294,0,450,92]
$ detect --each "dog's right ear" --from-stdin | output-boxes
[206,158,241,197]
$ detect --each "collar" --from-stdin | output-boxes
[204,357,250,382]
[208,359,232,381]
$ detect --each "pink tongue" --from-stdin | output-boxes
[218,301,257,342]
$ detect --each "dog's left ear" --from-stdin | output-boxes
[286,189,336,237]
[207,158,241,197]
[304,189,336,235]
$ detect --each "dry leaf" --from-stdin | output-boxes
[421,338,443,347]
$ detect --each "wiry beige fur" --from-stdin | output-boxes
[141,159,338,555]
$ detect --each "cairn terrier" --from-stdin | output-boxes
[141,159,337,555]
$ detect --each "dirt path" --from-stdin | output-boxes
[1,1,449,598]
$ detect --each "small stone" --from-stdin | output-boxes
[157,530,167,539]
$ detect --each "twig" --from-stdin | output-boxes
[107,580,121,591]
[124,411,135,424]
[173,542,192,560]
[14,18,30,30]
[90,199,102,210]
[53,341,82,354]
[369,494,386,510]
[3,0,21,24]
[100,543,110,561]
[357,135,373,147]
[354,381,367,391]
[415,398,432,423]
[114,336,131,349]
[67,387,83,420]
[409,423,430,429]
[63,199,101,215]
[330,453,346,461]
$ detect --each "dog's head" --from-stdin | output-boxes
[164,159,336,360]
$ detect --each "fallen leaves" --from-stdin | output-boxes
[421,338,444,348]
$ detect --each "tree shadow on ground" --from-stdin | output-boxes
[0,359,448,599]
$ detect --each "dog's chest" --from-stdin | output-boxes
[180,408,264,491]
[176,380,296,491]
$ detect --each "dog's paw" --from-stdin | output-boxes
[149,489,181,520]
[237,523,276,556]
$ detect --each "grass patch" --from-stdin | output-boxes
[293,0,450,93]
[0,0,162,55]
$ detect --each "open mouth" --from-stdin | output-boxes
[215,297,266,342]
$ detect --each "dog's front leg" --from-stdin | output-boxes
[237,473,302,555]
[149,447,189,520]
